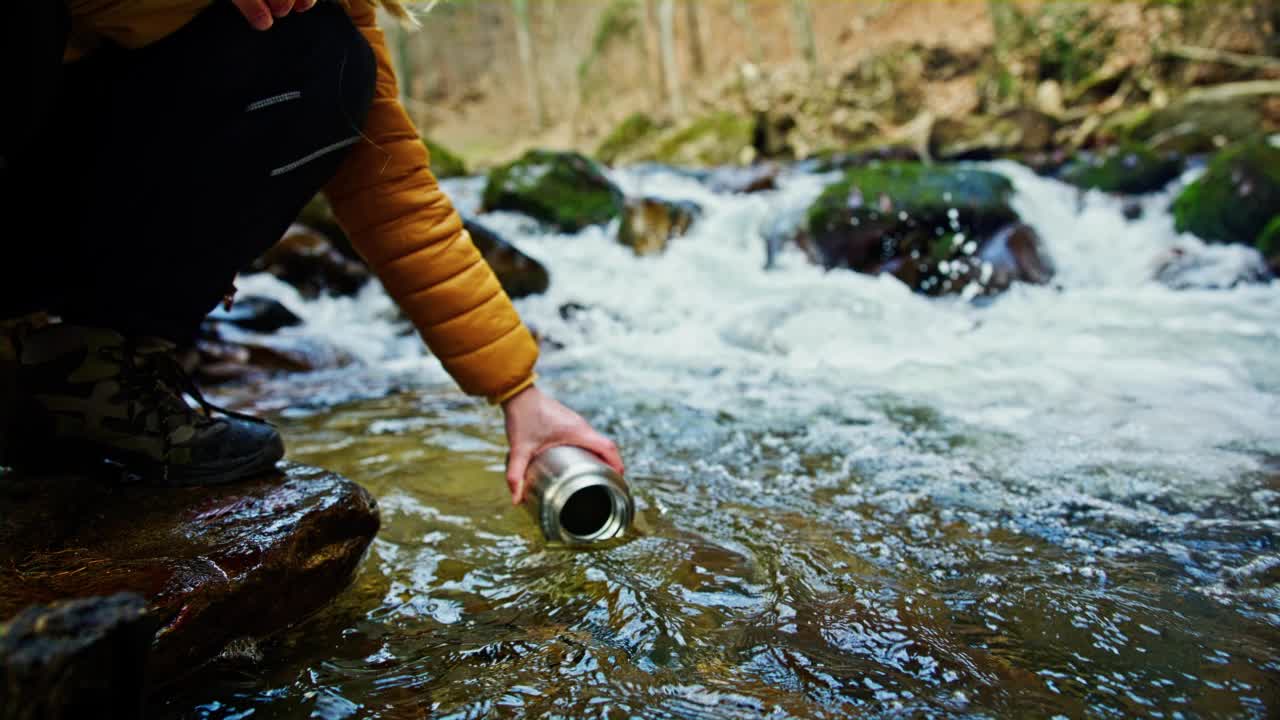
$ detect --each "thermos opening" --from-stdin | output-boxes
[525,446,634,544]
[559,484,614,539]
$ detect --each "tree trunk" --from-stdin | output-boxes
[658,0,683,116]
[684,0,706,78]
[732,0,763,65]
[390,23,421,128]
[789,0,817,71]
[640,0,663,109]
[511,0,547,128]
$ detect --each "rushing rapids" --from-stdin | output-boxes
[160,160,1279,719]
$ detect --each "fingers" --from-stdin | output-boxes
[582,434,626,476]
[506,445,534,506]
[296,0,317,11]
[231,0,274,29]
[266,0,296,17]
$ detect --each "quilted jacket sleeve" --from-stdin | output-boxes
[324,1,539,403]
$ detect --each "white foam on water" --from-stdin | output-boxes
[241,162,1279,511]
[490,163,1280,527]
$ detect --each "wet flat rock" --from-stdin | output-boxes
[0,463,378,685]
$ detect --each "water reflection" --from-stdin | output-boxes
[156,386,1279,719]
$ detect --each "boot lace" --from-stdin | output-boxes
[106,339,266,442]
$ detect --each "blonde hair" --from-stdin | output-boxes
[362,0,437,26]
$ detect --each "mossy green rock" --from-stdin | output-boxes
[1059,145,1184,194]
[930,109,1057,161]
[805,162,1048,296]
[424,138,467,179]
[596,112,661,166]
[482,150,624,232]
[1129,97,1266,155]
[1256,215,1280,269]
[1172,137,1280,247]
[653,112,757,167]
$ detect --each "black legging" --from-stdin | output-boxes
[0,0,375,342]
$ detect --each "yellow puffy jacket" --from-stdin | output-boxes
[64,0,540,404]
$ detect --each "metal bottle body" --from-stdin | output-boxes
[523,445,634,545]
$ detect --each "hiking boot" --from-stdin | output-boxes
[0,314,49,468]
[10,322,284,485]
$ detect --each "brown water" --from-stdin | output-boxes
[152,379,1280,720]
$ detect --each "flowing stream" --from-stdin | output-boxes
[159,161,1280,719]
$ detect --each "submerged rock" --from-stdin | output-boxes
[706,162,781,194]
[1172,137,1280,248]
[617,198,701,256]
[0,464,379,687]
[463,216,550,298]
[1152,244,1273,290]
[190,329,357,385]
[1121,198,1144,221]
[976,222,1055,290]
[1059,145,1184,194]
[884,222,1054,297]
[482,150,625,232]
[1,593,155,720]
[805,162,1051,296]
[251,224,371,298]
[207,296,302,334]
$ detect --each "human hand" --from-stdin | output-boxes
[231,0,318,31]
[502,385,625,505]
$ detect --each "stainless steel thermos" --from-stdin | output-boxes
[523,446,634,545]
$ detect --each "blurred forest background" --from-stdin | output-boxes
[381,0,1279,170]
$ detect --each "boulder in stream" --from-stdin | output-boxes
[1059,144,1184,194]
[0,463,379,693]
[617,198,701,257]
[1,593,155,720]
[207,296,302,334]
[976,222,1055,290]
[883,222,1055,297]
[805,162,1052,296]
[250,224,371,299]
[706,163,781,194]
[1171,136,1280,249]
[481,150,625,232]
[463,216,550,298]
[189,329,358,385]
